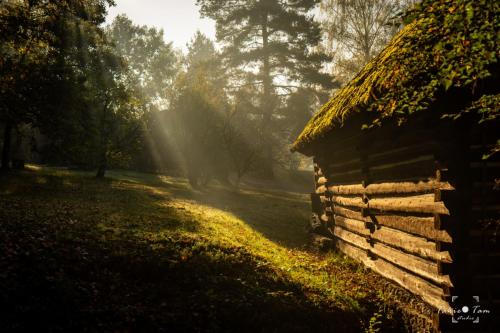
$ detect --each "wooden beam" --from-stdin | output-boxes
[316,176,328,186]
[332,226,452,286]
[333,220,452,263]
[331,194,450,215]
[335,238,452,312]
[316,185,327,194]
[328,180,454,196]
[333,206,452,243]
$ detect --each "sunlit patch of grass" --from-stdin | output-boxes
[0,165,400,332]
[25,163,42,171]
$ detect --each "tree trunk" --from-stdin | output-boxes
[96,150,107,178]
[1,122,13,171]
[261,8,274,178]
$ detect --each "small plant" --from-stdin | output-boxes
[366,310,383,333]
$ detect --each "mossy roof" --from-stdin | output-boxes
[292,0,499,154]
[292,23,414,152]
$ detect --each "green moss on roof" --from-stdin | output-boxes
[293,0,499,153]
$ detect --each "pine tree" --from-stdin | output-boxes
[197,0,334,175]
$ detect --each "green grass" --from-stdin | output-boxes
[0,165,403,332]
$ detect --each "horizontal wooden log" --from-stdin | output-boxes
[328,180,454,196]
[316,185,327,194]
[320,196,331,204]
[327,158,361,174]
[333,206,452,243]
[370,154,435,172]
[366,142,437,168]
[333,226,452,286]
[328,168,363,181]
[331,194,450,215]
[333,218,452,262]
[469,228,500,237]
[471,275,500,295]
[470,161,500,168]
[469,169,500,182]
[471,204,500,212]
[336,238,452,312]
[468,253,500,274]
[325,148,361,166]
[367,158,437,183]
[363,128,436,154]
[314,169,324,177]
[316,176,328,185]
[472,191,500,205]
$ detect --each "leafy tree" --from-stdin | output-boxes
[106,15,178,111]
[319,0,415,83]
[165,33,230,187]
[0,0,114,171]
[105,15,180,173]
[167,76,228,187]
[197,0,334,175]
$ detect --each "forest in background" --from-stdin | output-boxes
[0,0,415,185]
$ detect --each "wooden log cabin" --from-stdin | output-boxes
[292,1,498,332]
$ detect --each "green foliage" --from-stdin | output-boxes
[106,15,178,110]
[197,0,333,87]
[293,0,499,152]
[371,0,499,121]
[0,3,179,175]
[319,0,412,84]
[198,0,335,174]
[0,0,112,125]
[366,311,383,333]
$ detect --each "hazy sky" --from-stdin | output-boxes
[106,0,216,51]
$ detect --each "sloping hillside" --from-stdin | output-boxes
[0,166,405,332]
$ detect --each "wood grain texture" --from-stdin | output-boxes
[336,238,452,312]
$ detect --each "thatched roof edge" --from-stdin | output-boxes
[291,23,417,154]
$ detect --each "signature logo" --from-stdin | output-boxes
[451,296,491,324]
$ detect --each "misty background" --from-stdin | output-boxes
[0,0,416,187]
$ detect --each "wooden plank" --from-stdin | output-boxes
[468,253,500,274]
[370,155,435,172]
[328,180,454,195]
[331,194,450,215]
[332,226,452,286]
[328,168,363,181]
[316,176,328,185]
[333,206,452,242]
[320,196,331,204]
[471,183,500,205]
[327,157,361,173]
[368,158,437,183]
[363,129,436,154]
[366,142,437,168]
[316,185,327,194]
[335,238,452,312]
[369,194,450,215]
[333,219,452,262]
[471,204,500,212]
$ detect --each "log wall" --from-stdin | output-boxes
[310,118,499,331]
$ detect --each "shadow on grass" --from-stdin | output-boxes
[0,168,408,332]
[146,176,313,249]
[0,170,360,332]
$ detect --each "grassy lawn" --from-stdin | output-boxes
[0,166,403,332]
